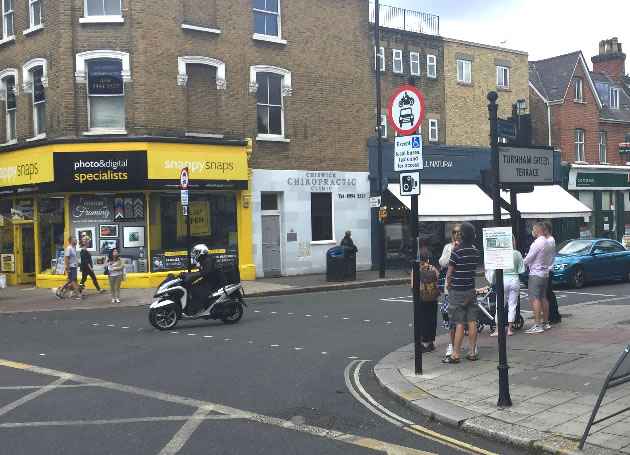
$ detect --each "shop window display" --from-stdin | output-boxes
[149,192,238,272]
[0,200,15,273]
[38,197,65,274]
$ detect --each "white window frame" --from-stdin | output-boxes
[575,129,585,162]
[392,49,403,74]
[380,114,387,139]
[2,0,14,41]
[374,46,385,72]
[249,65,291,142]
[429,119,438,142]
[252,0,284,43]
[23,58,48,139]
[611,87,620,109]
[599,132,607,163]
[80,0,123,23]
[409,52,420,76]
[75,51,131,134]
[177,56,226,89]
[574,77,583,102]
[427,54,436,78]
[27,0,42,30]
[457,59,471,84]
[0,69,18,144]
[496,66,509,89]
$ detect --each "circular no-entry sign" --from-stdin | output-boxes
[388,85,425,136]
[180,167,189,190]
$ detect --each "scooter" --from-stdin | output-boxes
[148,272,247,330]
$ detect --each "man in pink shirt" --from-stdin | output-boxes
[524,222,555,333]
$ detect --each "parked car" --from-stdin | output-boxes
[552,238,630,288]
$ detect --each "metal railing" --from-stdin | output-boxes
[369,2,439,36]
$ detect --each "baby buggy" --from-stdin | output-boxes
[475,286,524,333]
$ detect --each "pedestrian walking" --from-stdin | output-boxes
[490,234,524,337]
[340,230,358,253]
[55,236,84,300]
[443,222,480,364]
[106,248,124,303]
[411,247,440,352]
[439,224,460,357]
[79,242,106,294]
[524,222,555,333]
[543,221,561,324]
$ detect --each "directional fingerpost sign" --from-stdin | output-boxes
[389,85,425,136]
[395,134,423,171]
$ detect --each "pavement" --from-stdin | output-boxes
[374,300,630,455]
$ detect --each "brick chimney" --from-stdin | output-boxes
[592,38,626,85]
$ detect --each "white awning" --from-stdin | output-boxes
[500,185,591,218]
[388,183,509,221]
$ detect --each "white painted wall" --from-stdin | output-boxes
[251,169,371,277]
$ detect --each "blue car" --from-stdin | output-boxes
[552,238,630,288]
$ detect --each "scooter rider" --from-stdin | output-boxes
[180,244,226,315]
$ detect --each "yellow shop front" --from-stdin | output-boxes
[0,139,255,288]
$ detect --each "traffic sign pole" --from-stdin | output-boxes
[181,167,192,273]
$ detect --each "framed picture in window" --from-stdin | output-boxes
[99,239,119,255]
[123,226,145,248]
[76,227,96,251]
[99,224,118,238]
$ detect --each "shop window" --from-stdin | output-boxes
[253,0,281,38]
[410,52,420,76]
[0,200,14,268]
[87,59,125,131]
[427,54,436,78]
[38,197,65,274]
[2,74,17,143]
[2,0,14,40]
[256,72,283,137]
[311,193,332,241]
[149,192,238,272]
[578,191,594,238]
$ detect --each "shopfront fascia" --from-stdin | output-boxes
[0,139,254,287]
[567,165,630,241]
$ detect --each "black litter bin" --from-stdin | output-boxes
[326,246,357,282]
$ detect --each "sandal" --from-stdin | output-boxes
[442,356,459,364]
[490,331,499,337]
[466,353,478,361]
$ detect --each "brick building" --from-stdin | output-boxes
[529,38,630,241]
[0,0,376,285]
[443,38,530,147]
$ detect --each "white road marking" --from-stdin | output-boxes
[386,322,393,324]
[562,291,616,297]
[121,326,129,329]
[0,376,69,418]
[532,377,539,380]
[224,338,231,341]
[348,356,359,359]
[0,414,236,428]
[270,311,277,314]
[323,315,329,318]
[92,323,99,326]
[305,314,312,317]
[270,345,279,347]
[342,317,349,320]
[159,406,214,455]
[203,336,213,338]
[321,352,328,355]
[171,331,179,334]
[254,310,260,313]
[187,334,196,336]
[107,324,115,327]
[294,348,303,350]
[584,382,591,386]
[364,320,371,322]
[288,312,294,315]
[39,354,45,356]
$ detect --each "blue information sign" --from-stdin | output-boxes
[498,119,517,139]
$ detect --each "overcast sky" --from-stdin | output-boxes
[386,0,630,66]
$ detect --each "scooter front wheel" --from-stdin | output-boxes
[149,306,179,330]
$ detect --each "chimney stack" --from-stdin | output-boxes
[592,38,626,85]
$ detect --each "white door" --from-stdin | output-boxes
[262,215,281,277]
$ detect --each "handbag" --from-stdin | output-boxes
[437,267,446,293]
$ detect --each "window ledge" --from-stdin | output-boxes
[256,135,290,143]
[427,75,437,79]
[79,16,124,24]
[599,162,610,165]
[83,129,128,136]
[497,86,511,91]
[23,24,44,35]
[0,140,18,147]
[574,160,589,165]
[457,81,473,86]
[310,240,336,245]
[185,132,224,138]
[181,24,220,34]
[252,33,287,45]
[26,134,46,142]
[574,99,586,104]
[0,35,16,46]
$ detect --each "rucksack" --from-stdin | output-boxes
[419,263,439,301]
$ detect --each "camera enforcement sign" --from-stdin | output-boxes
[498,146,554,184]
[400,172,420,196]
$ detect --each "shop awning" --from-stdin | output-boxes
[500,185,591,218]
[388,183,509,221]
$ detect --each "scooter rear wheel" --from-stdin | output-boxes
[221,301,243,324]
[149,306,179,330]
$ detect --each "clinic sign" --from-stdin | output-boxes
[498,146,554,184]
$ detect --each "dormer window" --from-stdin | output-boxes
[611,87,620,109]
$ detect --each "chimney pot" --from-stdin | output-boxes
[599,40,606,54]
